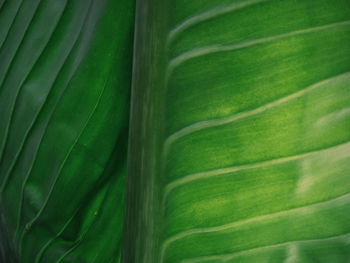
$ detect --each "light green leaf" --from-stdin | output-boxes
[125,0,350,262]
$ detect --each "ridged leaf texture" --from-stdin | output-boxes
[1,0,350,262]
[0,0,134,262]
[124,0,350,262]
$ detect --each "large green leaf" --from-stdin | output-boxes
[1,0,350,262]
[124,0,350,262]
[0,0,134,261]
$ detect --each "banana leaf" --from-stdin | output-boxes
[124,0,350,262]
[1,0,350,262]
[0,0,134,262]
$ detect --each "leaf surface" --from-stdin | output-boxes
[125,0,350,262]
[0,0,134,261]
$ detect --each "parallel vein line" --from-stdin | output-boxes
[180,232,350,263]
[160,191,350,261]
[18,65,108,254]
[34,211,77,263]
[18,1,122,255]
[163,140,350,208]
[0,0,24,51]
[167,0,267,44]
[0,0,41,162]
[38,174,109,263]
[55,174,120,263]
[15,0,95,251]
[166,20,350,80]
[25,2,95,261]
[0,0,5,12]
[0,0,94,199]
[163,71,350,158]
[19,72,105,258]
[0,0,69,194]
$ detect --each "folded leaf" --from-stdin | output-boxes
[0,0,134,261]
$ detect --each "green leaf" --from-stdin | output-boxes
[124,0,350,262]
[2,0,350,262]
[0,0,134,262]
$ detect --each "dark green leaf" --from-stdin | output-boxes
[0,0,134,261]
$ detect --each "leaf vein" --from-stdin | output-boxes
[180,232,350,263]
[166,20,350,79]
[160,191,350,261]
[167,0,267,44]
[163,140,350,207]
[163,71,350,157]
